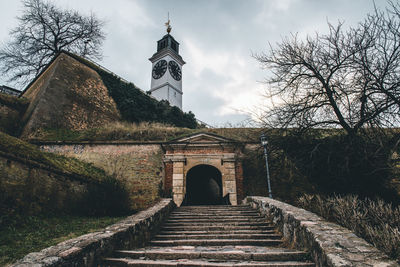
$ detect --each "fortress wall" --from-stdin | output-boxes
[0,151,100,215]
[40,143,164,211]
[0,103,21,134]
[20,53,121,138]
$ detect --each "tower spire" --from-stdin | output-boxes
[165,12,172,33]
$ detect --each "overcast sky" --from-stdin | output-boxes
[0,0,392,126]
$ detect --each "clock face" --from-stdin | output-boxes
[168,60,182,81]
[152,60,167,79]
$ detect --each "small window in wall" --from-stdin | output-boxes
[158,40,167,51]
[171,42,177,52]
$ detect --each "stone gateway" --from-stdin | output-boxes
[162,133,244,206]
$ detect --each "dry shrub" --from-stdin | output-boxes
[84,121,195,141]
[28,122,197,141]
[298,194,400,262]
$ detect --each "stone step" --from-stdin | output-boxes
[114,248,310,261]
[161,225,276,231]
[178,205,250,208]
[170,211,260,216]
[150,239,284,246]
[158,230,277,235]
[154,234,282,240]
[165,218,267,223]
[167,216,262,220]
[173,210,256,215]
[171,210,260,213]
[102,258,315,266]
[163,221,273,227]
[101,204,315,267]
[171,209,260,215]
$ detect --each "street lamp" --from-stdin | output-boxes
[260,133,272,198]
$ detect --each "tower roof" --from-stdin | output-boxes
[157,33,180,54]
[149,33,185,65]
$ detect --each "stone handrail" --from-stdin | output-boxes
[245,196,399,267]
[11,198,175,267]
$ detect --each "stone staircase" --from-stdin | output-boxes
[102,205,315,266]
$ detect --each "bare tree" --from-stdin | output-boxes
[255,1,400,136]
[0,0,105,86]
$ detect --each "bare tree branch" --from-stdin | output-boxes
[0,0,105,86]
[255,2,400,136]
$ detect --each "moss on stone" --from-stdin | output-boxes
[0,92,29,112]
[0,131,109,182]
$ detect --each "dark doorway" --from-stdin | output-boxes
[184,165,223,205]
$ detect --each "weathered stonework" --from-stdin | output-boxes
[20,52,121,137]
[0,151,103,214]
[245,196,399,267]
[0,103,22,134]
[37,133,247,209]
[163,133,245,206]
[11,199,175,267]
[40,142,164,210]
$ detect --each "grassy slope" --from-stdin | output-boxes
[25,122,263,142]
[0,214,123,266]
[0,131,129,266]
[0,131,110,182]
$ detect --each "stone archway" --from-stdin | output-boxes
[163,132,244,207]
[184,164,223,205]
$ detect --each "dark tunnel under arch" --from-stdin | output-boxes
[183,164,225,205]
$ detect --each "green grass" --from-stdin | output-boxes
[0,131,111,182]
[0,214,124,266]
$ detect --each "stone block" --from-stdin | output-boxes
[173,186,184,193]
[173,173,183,180]
[229,194,237,205]
[225,180,236,193]
[173,179,183,187]
[224,174,235,181]
[174,194,184,206]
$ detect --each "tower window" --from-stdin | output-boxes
[158,40,167,51]
[171,42,177,52]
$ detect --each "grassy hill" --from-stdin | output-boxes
[0,131,110,182]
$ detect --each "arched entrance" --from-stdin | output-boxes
[184,165,223,205]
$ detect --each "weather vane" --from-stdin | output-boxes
[165,12,172,33]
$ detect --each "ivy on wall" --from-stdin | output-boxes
[67,52,198,129]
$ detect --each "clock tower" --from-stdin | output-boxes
[149,21,185,109]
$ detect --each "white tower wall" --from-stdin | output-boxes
[149,33,185,110]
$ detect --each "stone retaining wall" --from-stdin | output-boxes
[0,152,103,215]
[39,143,164,210]
[11,198,175,267]
[0,102,23,134]
[245,196,399,267]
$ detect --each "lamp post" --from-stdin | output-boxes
[260,133,272,198]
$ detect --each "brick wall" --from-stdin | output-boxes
[164,162,173,196]
[235,161,244,203]
[40,143,164,210]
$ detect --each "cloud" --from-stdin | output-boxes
[183,38,263,122]
[0,0,393,125]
